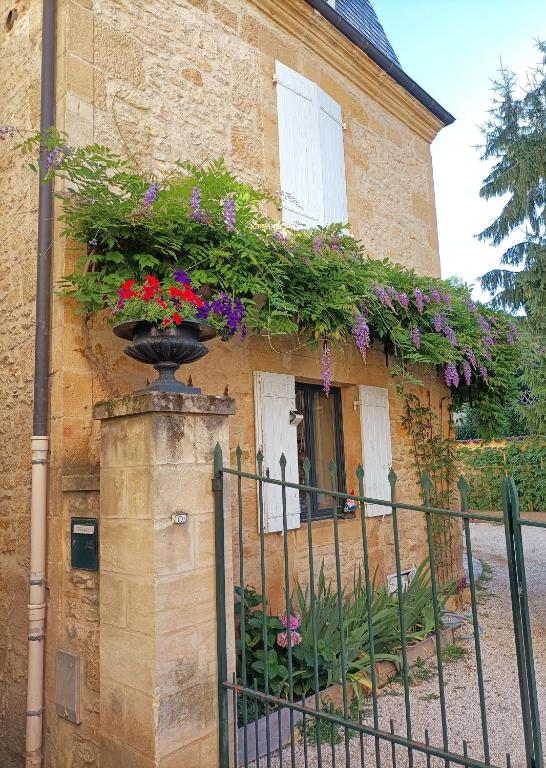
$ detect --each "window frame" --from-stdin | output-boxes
[296,382,346,521]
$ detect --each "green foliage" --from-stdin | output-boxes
[297,701,345,746]
[478,42,546,430]
[235,560,454,710]
[458,439,546,512]
[442,644,468,663]
[455,400,529,440]
[15,129,520,431]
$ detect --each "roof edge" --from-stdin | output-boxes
[304,0,455,127]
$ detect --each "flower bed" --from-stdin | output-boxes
[236,626,455,766]
[235,562,456,730]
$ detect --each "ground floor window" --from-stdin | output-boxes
[295,382,346,520]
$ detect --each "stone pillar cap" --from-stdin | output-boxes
[93,391,236,420]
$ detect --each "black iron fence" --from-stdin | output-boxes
[213,444,544,768]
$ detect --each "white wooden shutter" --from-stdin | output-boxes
[359,386,393,517]
[275,61,323,228]
[254,372,300,532]
[318,88,348,225]
[275,61,347,227]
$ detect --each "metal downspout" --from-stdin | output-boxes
[26,2,56,766]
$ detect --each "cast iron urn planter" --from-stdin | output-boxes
[114,319,216,394]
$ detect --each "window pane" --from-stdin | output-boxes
[312,391,337,510]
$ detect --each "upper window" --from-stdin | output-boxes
[296,383,346,520]
[275,61,348,228]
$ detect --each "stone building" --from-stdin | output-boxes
[0,0,454,766]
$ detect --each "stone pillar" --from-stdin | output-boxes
[94,392,236,768]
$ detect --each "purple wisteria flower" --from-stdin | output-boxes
[352,313,370,359]
[45,145,72,171]
[433,314,457,345]
[222,197,236,233]
[442,293,452,305]
[507,324,517,345]
[483,336,496,347]
[173,269,191,286]
[191,186,201,215]
[444,363,460,388]
[477,315,490,333]
[398,292,410,310]
[464,348,477,367]
[312,237,324,252]
[321,342,332,395]
[412,326,421,350]
[374,286,393,308]
[478,364,488,382]
[463,360,472,386]
[88,237,98,248]
[414,288,425,314]
[430,289,442,302]
[190,186,209,224]
[330,236,341,252]
[465,298,477,313]
[483,348,493,360]
[143,183,159,208]
[272,230,289,245]
[388,287,400,303]
[444,324,458,347]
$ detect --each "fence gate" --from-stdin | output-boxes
[213,444,544,768]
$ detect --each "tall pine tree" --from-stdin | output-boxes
[479,42,546,432]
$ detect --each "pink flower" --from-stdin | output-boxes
[280,612,299,631]
[277,630,302,649]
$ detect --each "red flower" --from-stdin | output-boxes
[155,298,168,310]
[145,275,160,288]
[143,286,155,301]
[162,318,171,326]
[180,287,204,307]
[173,312,182,325]
[117,278,137,299]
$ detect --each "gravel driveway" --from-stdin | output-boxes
[261,521,546,768]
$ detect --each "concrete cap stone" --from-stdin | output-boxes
[93,391,236,421]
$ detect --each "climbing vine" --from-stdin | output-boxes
[398,379,461,583]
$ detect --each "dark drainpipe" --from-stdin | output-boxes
[26,2,56,766]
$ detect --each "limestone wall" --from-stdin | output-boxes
[0,0,449,764]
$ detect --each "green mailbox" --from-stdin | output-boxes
[70,517,99,572]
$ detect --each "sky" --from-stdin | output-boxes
[375,0,546,298]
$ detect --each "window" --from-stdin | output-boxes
[275,61,348,228]
[296,383,346,520]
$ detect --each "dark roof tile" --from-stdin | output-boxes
[335,0,400,66]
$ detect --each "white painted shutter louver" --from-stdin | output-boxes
[359,386,393,517]
[275,62,323,228]
[254,372,300,532]
[318,88,348,225]
[275,61,347,227]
